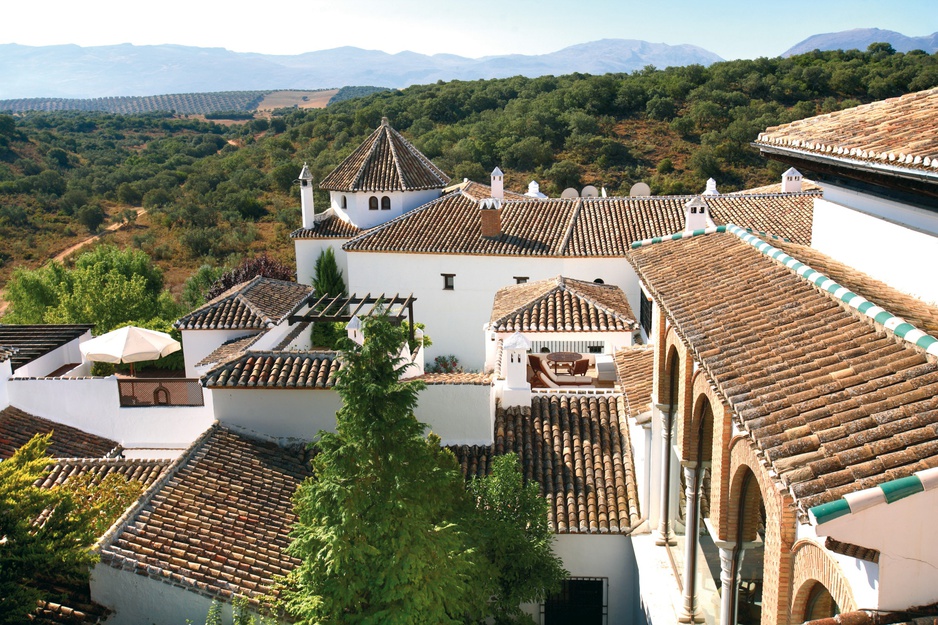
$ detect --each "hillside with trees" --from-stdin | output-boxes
[0,46,934,308]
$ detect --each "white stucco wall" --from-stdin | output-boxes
[7,377,213,447]
[415,383,494,445]
[92,563,223,625]
[813,487,938,610]
[811,187,938,305]
[210,388,343,443]
[13,333,90,378]
[294,238,350,287]
[345,252,641,370]
[520,534,640,625]
[795,526,879,613]
[331,189,441,230]
[181,329,259,378]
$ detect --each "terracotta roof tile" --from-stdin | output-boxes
[38,457,173,490]
[344,191,816,255]
[614,347,655,419]
[175,277,311,331]
[628,231,938,515]
[196,334,260,368]
[770,239,938,337]
[419,372,492,385]
[291,209,362,240]
[0,407,118,460]
[490,276,637,333]
[202,351,340,389]
[755,87,938,175]
[319,119,450,192]
[451,396,639,534]
[100,426,312,604]
[0,324,93,371]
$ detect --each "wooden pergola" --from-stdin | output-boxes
[288,293,417,342]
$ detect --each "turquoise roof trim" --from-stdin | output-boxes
[630,225,726,249]
[809,467,938,526]
[726,224,938,359]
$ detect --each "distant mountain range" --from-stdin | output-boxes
[0,40,723,100]
[783,28,938,57]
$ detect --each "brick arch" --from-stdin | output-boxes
[691,373,734,540]
[790,540,857,622]
[726,437,798,625]
[662,327,695,459]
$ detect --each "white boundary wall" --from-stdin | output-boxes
[415,383,495,445]
[12,333,90,378]
[7,377,213,447]
[812,186,938,305]
[346,252,641,370]
[210,388,343,443]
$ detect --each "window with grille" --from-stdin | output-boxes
[640,290,652,336]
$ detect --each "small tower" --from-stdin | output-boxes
[781,167,803,193]
[684,196,712,232]
[346,315,364,346]
[491,167,504,201]
[703,178,719,196]
[298,163,315,229]
[501,332,532,408]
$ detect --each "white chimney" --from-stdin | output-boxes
[500,332,532,408]
[491,167,504,201]
[298,163,315,229]
[346,315,364,345]
[525,180,547,199]
[781,167,803,193]
[703,178,719,196]
[684,196,713,232]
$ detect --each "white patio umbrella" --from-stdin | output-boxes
[80,326,181,376]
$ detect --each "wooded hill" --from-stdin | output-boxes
[0,46,935,300]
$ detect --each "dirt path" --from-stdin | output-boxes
[0,208,148,316]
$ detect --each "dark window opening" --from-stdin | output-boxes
[381,196,391,210]
[514,276,529,284]
[369,196,378,210]
[640,290,652,336]
[588,345,603,354]
[442,273,455,290]
[341,195,347,209]
[542,578,607,625]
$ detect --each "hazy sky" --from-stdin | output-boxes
[5,0,937,59]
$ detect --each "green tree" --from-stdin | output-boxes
[470,454,567,624]
[310,247,347,349]
[283,315,486,624]
[75,203,106,233]
[0,434,98,624]
[4,245,180,332]
[182,264,226,310]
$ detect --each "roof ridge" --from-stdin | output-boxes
[726,224,938,359]
[353,125,385,190]
[630,225,728,249]
[384,125,407,190]
[558,198,582,254]
[810,465,938,525]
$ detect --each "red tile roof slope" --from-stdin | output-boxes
[614,347,655,419]
[755,87,938,174]
[0,407,118,460]
[291,210,363,240]
[100,426,312,605]
[344,191,816,255]
[203,351,340,389]
[451,396,640,534]
[39,457,172,490]
[490,276,637,333]
[627,231,938,516]
[319,119,450,192]
[175,277,311,331]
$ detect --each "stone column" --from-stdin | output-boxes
[655,406,676,546]
[679,463,703,622]
[718,544,745,625]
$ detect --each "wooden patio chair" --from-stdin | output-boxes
[571,358,590,376]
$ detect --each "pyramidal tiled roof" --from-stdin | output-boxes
[319,118,450,192]
[490,276,637,333]
[175,277,312,331]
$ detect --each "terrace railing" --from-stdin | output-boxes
[118,378,204,407]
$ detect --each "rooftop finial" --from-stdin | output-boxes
[381,116,389,126]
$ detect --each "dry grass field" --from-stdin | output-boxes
[256,90,338,111]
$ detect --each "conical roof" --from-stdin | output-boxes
[319,118,450,192]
